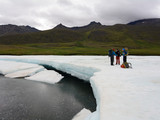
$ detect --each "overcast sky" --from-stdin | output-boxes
[0,0,160,30]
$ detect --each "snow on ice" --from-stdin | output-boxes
[0,55,160,120]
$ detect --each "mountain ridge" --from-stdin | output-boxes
[127,18,160,26]
[0,24,40,36]
[1,18,160,35]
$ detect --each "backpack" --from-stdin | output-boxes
[108,49,112,57]
[121,62,132,68]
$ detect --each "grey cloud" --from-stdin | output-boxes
[56,0,73,6]
[0,0,160,30]
[95,0,160,25]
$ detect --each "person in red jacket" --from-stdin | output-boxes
[115,49,121,65]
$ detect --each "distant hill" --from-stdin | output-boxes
[0,18,159,55]
[0,24,39,36]
[127,18,160,26]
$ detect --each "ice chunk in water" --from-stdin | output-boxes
[72,108,91,120]
[25,70,63,84]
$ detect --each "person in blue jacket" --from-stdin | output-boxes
[108,48,116,65]
[122,48,128,63]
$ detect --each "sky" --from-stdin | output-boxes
[0,0,160,30]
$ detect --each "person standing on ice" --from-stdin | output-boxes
[115,49,121,65]
[122,48,128,63]
[108,48,116,66]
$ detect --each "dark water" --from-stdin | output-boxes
[0,71,96,120]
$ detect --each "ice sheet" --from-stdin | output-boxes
[0,56,160,120]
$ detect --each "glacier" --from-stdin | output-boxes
[0,55,160,120]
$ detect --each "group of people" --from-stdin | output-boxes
[108,48,128,66]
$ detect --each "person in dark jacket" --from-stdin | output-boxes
[108,48,116,65]
[115,49,121,65]
[122,48,128,63]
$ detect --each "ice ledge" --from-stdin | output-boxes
[0,57,99,81]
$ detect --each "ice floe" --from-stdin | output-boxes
[25,70,63,84]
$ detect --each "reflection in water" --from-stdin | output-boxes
[58,75,96,112]
[0,68,96,120]
[42,64,96,112]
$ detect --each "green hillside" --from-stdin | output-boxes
[0,19,160,55]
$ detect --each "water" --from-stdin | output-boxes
[0,72,96,120]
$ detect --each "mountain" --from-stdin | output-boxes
[54,23,69,30]
[0,24,39,36]
[0,19,159,55]
[127,18,160,26]
[71,21,104,31]
[53,21,105,32]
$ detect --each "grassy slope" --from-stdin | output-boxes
[0,24,159,55]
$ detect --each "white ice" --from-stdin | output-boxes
[0,55,160,120]
[0,60,40,75]
[25,70,63,84]
[0,60,63,84]
[72,108,91,120]
[5,66,44,78]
